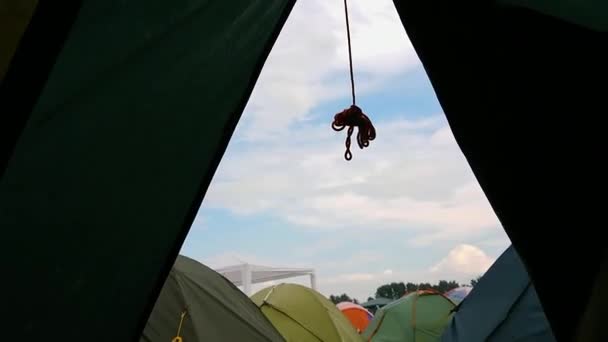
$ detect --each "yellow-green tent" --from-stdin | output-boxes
[252,284,363,342]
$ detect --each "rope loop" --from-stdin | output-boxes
[332,105,376,161]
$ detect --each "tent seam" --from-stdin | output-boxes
[179,275,277,341]
[261,300,324,342]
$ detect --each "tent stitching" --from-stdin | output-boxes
[485,281,533,341]
[307,285,347,340]
[172,272,202,342]
[176,272,275,341]
[365,311,387,342]
[260,300,324,342]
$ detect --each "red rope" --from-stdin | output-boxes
[332,0,376,161]
[332,105,376,160]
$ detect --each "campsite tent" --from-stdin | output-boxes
[142,255,284,342]
[251,283,363,342]
[2,1,607,341]
[444,287,472,304]
[441,246,555,342]
[361,298,393,315]
[337,302,374,333]
[363,291,455,342]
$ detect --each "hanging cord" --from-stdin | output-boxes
[344,0,355,105]
[332,0,376,161]
[171,310,187,342]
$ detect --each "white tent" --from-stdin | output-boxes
[215,263,317,295]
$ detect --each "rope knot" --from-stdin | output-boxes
[332,105,376,160]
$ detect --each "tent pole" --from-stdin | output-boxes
[310,272,317,291]
[242,264,252,295]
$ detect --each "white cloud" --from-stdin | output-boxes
[182,0,510,302]
[313,245,495,299]
[239,0,418,140]
[198,0,503,245]
[322,250,385,272]
[204,116,500,245]
[430,244,494,277]
[294,239,345,258]
[479,236,512,249]
[200,251,307,269]
[324,273,377,283]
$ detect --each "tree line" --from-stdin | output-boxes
[329,276,482,304]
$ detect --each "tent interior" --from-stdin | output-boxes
[1,0,606,341]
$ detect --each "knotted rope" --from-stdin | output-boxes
[332,0,376,161]
[332,105,376,160]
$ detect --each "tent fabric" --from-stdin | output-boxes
[392,1,607,340]
[142,255,284,342]
[2,1,607,341]
[441,246,555,342]
[0,1,296,341]
[337,302,374,333]
[497,0,608,31]
[0,0,38,82]
[0,0,82,175]
[251,283,364,342]
[363,291,455,342]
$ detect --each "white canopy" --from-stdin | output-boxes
[215,263,316,295]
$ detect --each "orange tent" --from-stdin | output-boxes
[336,302,374,333]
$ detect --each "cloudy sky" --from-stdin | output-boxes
[180,0,511,300]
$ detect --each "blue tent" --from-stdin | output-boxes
[442,245,556,342]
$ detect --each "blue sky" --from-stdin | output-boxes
[181,0,510,300]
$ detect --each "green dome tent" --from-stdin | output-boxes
[363,291,455,342]
[251,283,363,342]
[142,255,284,342]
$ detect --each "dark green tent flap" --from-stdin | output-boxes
[142,255,284,342]
[497,0,608,31]
[392,1,607,340]
[0,0,81,174]
[0,0,38,82]
[0,1,295,341]
[442,246,555,342]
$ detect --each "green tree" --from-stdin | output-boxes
[471,275,482,287]
[405,282,418,293]
[435,280,460,293]
[417,282,433,290]
[375,282,406,299]
[329,293,354,304]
